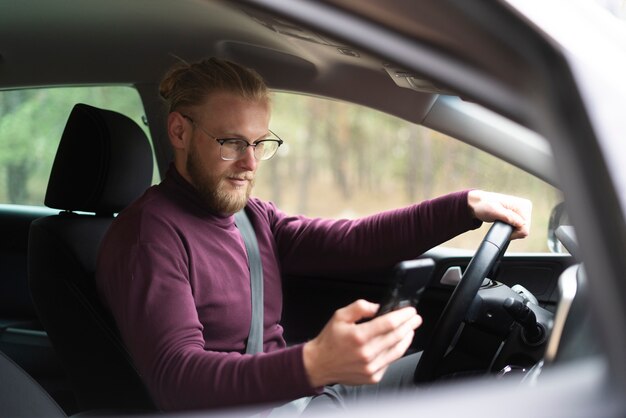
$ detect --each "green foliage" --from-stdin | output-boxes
[0,86,152,205]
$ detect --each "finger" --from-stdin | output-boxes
[368,313,421,352]
[511,227,529,240]
[383,330,416,363]
[504,209,526,230]
[358,313,421,366]
[485,200,528,239]
[504,198,532,223]
[505,205,531,239]
[365,330,416,381]
[362,307,419,337]
[510,217,530,239]
[370,365,389,384]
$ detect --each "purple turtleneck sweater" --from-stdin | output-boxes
[96,166,480,411]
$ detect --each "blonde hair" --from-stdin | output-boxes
[159,57,269,112]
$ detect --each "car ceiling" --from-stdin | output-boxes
[0,0,558,185]
[0,0,441,123]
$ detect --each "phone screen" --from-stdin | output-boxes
[376,258,435,316]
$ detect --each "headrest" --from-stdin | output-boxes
[45,103,153,215]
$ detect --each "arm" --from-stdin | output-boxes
[268,190,531,385]
[268,189,531,276]
[97,221,319,411]
[268,190,480,275]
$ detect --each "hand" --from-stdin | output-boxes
[302,299,422,387]
[468,190,532,240]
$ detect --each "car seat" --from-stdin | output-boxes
[27,103,156,412]
[0,348,66,417]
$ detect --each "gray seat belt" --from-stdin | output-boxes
[234,209,264,355]
[235,210,312,416]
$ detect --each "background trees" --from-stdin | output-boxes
[258,93,561,251]
[0,88,559,251]
[0,87,151,206]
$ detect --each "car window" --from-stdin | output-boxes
[0,86,158,208]
[254,92,561,252]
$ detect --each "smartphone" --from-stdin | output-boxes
[376,258,435,316]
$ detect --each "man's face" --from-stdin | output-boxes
[180,91,271,215]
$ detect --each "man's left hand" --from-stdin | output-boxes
[468,190,532,240]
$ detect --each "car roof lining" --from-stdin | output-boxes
[0,0,440,123]
[0,0,558,184]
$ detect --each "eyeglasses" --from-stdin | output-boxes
[181,114,283,161]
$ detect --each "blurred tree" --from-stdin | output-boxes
[0,86,150,205]
[0,89,50,203]
[254,92,561,251]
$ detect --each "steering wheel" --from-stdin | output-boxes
[414,221,513,383]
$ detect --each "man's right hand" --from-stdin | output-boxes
[302,299,422,388]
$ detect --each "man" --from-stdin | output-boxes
[96,58,532,413]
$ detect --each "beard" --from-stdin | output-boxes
[186,148,255,216]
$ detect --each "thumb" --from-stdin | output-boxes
[335,299,379,323]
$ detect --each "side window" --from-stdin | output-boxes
[0,86,158,207]
[254,92,561,252]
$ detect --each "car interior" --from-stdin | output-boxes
[0,0,612,416]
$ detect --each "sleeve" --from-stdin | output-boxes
[98,221,320,412]
[269,190,482,275]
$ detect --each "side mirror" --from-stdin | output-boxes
[547,202,569,253]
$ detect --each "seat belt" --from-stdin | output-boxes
[234,209,264,355]
[235,209,313,416]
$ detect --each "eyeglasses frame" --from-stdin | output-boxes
[180,113,283,161]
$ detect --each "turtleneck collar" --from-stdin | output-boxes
[160,163,236,228]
